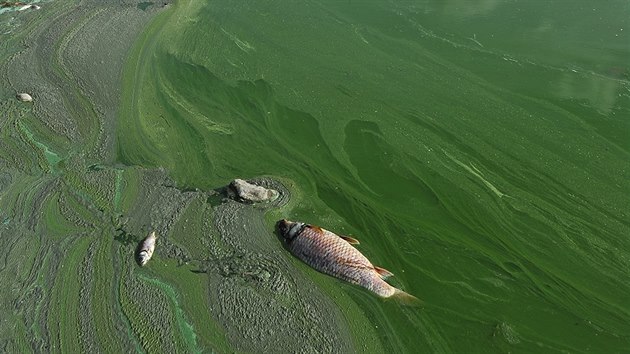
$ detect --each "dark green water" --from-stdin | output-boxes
[118,0,630,352]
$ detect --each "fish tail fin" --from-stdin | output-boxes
[389,288,423,307]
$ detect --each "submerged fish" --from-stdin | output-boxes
[277,219,419,304]
[136,231,157,266]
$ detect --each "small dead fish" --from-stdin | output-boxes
[136,231,157,266]
[277,219,419,304]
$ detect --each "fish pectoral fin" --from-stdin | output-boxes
[340,235,360,245]
[374,266,394,279]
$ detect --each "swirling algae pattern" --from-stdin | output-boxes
[1,0,629,353]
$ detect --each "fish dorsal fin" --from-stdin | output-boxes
[374,266,394,279]
[340,235,360,245]
[309,225,324,234]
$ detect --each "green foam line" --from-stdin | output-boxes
[136,274,201,353]
[17,120,62,172]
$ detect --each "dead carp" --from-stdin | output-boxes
[277,219,419,304]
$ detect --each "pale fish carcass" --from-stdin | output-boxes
[16,93,33,102]
[277,219,420,305]
[136,231,157,266]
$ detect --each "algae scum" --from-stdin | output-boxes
[1,0,629,352]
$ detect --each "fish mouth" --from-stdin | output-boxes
[276,219,306,243]
[276,219,291,236]
[136,250,149,266]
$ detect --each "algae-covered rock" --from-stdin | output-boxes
[228,179,279,203]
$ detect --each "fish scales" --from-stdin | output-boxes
[284,223,396,297]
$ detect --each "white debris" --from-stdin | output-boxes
[16,93,33,102]
[18,5,41,11]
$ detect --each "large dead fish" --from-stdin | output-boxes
[277,219,419,304]
[136,231,157,266]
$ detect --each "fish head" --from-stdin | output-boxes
[138,251,149,266]
[276,219,292,237]
[276,219,304,242]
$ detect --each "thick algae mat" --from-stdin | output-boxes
[1,0,630,353]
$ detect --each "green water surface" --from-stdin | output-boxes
[118,0,630,352]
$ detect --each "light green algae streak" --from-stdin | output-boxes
[18,120,62,171]
[136,274,200,353]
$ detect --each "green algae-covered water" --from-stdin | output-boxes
[116,0,630,352]
[2,0,628,352]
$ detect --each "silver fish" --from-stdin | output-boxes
[277,219,419,303]
[136,231,157,266]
